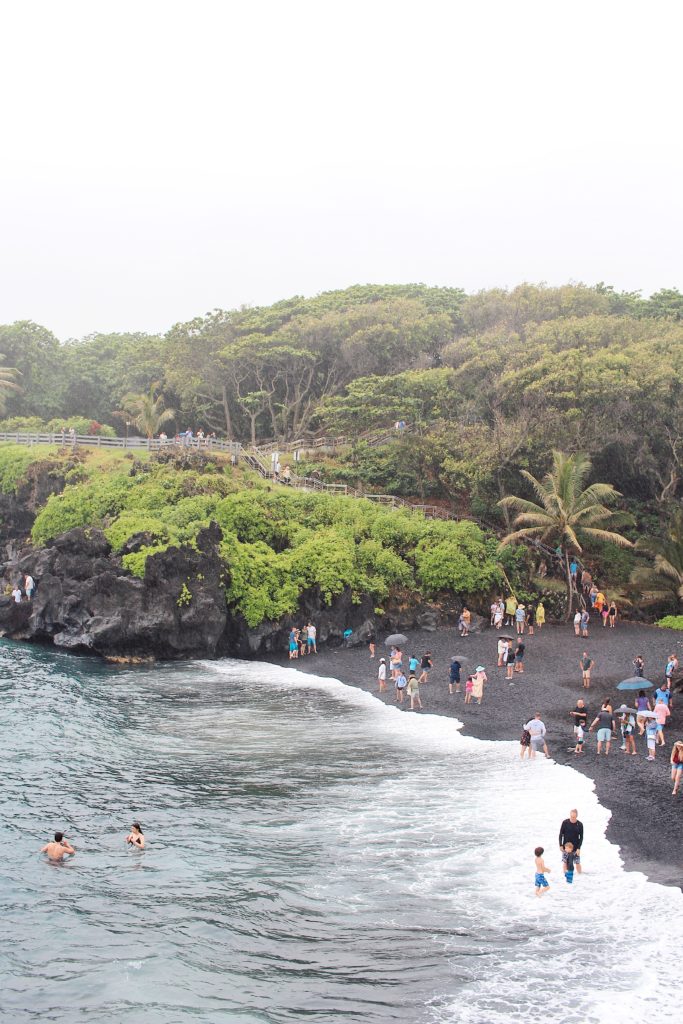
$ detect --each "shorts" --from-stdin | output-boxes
[535,873,549,888]
[307,638,315,646]
[647,737,656,750]
[289,642,297,652]
[573,724,586,735]
[530,736,545,752]
[656,723,664,732]
[597,728,611,742]
[673,763,683,773]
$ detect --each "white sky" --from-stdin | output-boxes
[1,0,681,339]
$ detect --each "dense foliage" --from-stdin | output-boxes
[0,283,680,518]
[24,449,504,627]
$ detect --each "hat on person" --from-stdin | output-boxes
[380,657,386,663]
[475,665,485,672]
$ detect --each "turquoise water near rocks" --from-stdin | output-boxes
[0,642,680,1023]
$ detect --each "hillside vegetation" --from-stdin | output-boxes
[1,445,508,628]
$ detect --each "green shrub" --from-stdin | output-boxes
[0,445,57,494]
[415,520,502,596]
[656,615,683,631]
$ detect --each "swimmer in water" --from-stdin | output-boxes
[126,822,145,849]
[41,831,76,861]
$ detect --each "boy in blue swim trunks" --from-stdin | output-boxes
[534,847,551,896]
[562,842,576,884]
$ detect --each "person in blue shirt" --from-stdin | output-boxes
[654,683,672,709]
[408,655,420,675]
[449,658,461,695]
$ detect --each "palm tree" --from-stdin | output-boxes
[498,451,633,617]
[118,383,175,439]
[631,511,683,610]
[0,357,21,413]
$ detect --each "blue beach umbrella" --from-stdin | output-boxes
[616,676,655,691]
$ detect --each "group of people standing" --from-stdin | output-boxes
[377,647,433,710]
[287,623,317,658]
[490,596,546,633]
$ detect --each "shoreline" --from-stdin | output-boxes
[269,622,683,890]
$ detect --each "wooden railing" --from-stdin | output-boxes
[0,432,242,455]
[1,430,462,523]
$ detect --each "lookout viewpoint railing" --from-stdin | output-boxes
[0,430,462,523]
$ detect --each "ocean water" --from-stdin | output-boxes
[0,641,680,1024]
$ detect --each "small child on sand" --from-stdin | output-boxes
[574,722,585,755]
[464,675,474,704]
[534,847,550,896]
[562,842,576,884]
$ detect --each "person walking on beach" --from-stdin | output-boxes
[407,673,422,711]
[288,628,298,660]
[520,723,531,759]
[654,680,673,712]
[449,657,461,695]
[126,823,145,849]
[569,699,589,744]
[515,603,526,635]
[608,601,618,628]
[664,654,678,688]
[505,594,517,626]
[562,843,577,884]
[464,674,474,703]
[670,741,683,795]
[377,658,387,692]
[505,642,515,681]
[580,609,590,638]
[514,640,525,674]
[526,604,535,636]
[41,832,75,862]
[633,655,645,678]
[367,632,376,659]
[497,636,507,668]
[494,600,504,629]
[559,810,583,873]
[579,652,593,689]
[471,666,487,705]
[573,610,581,637]
[419,651,432,685]
[306,622,317,654]
[620,709,637,755]
[535,601,545,630]
[524,713,547,758]
[654,698,670,746]
[589,702,615,755]
[636,690,652,734]
[395,670,407,704]
[459,606,471,636]
[390,647,402,681]
[534,847,551,896]
[645,716,659,761]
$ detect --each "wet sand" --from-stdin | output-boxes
[279,621,683,889]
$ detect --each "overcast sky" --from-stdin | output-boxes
[1,1,681,340]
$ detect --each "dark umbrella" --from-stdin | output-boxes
[451,655,470,665]
[498,635,515,642]
[617,677,655,691]
[385,633,408,647]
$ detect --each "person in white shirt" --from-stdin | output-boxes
[24,574,35,600]
[524,713,547,758]
[11,586,22,603]
[377,658,387,692]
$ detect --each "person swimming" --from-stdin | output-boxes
[41,831,76,861]
[126,822,145,849]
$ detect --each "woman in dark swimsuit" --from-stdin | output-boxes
[126,822,145,849]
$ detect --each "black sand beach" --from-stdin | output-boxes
[280,622,683,889]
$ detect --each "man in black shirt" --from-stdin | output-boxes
[559,809,584,873]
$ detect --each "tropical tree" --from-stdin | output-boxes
[631,511,683,610]
[118,383,175,439]
[498,451,632,617]
[0,357,21,413]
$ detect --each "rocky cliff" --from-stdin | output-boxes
[0,467,468,661]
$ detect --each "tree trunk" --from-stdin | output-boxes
[221,385,233,440]
[564,549,573,621]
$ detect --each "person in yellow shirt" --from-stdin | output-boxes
[504,595,518,626]
[594,591,606,615]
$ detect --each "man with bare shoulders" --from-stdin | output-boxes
[41,831,75,861]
